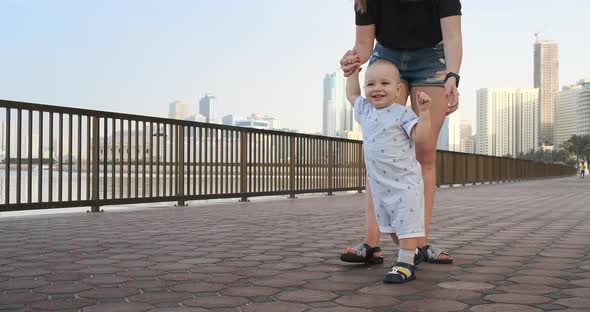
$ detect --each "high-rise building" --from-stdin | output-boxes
[555,80,590,146]
[235,120,271,130]
[477,88,514,156]
[459,120,473,153]
[534,36,559,147]
[323,71,354,138]
[222,114,236,126]
[199,94,217,123]
[459,120,472,144]
[437,117,449,151]
[448,112,461,152]
[515,88,539,155]
[168,100,191,120]
[477,88,538,157]
[184,114,207,123]
[438,111,462,152]
[222,113,277,129]
[247,113,277,129]
[462,135,476,154]
[579,82,590,137]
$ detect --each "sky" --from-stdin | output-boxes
[1,0,589,133]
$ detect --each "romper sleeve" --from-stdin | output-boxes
[353,96,371,126]
[401,107,419,140]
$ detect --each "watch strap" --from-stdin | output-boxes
[445,72,460,87]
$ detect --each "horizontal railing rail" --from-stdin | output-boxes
[0,99,576,211]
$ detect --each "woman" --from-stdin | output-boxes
[340,0,462,264]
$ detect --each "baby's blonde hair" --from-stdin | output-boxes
[355,0,368,13]
[367,60,401,81]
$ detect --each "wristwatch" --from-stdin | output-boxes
[445,72,460,87]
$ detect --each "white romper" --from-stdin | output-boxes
[354,96,425,239]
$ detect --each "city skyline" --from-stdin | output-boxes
[1,1,589,133]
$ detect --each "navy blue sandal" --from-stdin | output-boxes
[383,262,416,284]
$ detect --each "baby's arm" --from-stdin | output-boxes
[412,91,434,148]
[346,68,362,106]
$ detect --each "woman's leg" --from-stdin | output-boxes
[409,86,451,261]
[343,179,382,255]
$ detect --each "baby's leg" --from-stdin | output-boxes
[390,234,423,264]
[398,238,418,261]
[389,233,399,246]
[383,237,419,284]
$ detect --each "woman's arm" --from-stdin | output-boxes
[441,16,462,76]
[354,25,376,65]
[341,25,375,77]
[440,15,462,114]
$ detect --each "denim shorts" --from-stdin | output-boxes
[369,41,447,87]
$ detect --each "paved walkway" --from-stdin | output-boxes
[1,176,589,312]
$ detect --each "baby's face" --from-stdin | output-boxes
[364,62,401,109]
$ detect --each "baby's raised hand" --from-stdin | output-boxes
[416,91,432,113]
[340,49,361,77]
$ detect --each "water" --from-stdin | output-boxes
[0,167,354,205]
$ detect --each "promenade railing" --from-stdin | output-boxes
[0,100,576,211]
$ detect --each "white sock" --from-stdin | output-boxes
[397,249,415,265]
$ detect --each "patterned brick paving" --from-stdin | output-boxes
[0,176,589,311]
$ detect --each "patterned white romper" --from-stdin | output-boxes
[354,96,425,239]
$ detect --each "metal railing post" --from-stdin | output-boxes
[357,142,363,193]
[4,108,10,205]
[89,116,101,212]
[176,125,186,206]
[289,136,296,198]
[437,151,443,188]
[239,130,249,202]
[453,153,458,187]
[473,155,478,185]
[327,140,334,196]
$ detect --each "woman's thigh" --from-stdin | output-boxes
[410,86,447,150]
[397,82,410,107]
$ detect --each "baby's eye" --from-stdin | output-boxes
[382,82,390,85]
[367,83,374,86]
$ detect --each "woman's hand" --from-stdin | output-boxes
[340,49,361,77]
[445,78,459,116]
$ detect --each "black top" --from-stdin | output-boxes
[355,0,461,50]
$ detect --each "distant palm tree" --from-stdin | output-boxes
[561,140,574,160]
[565,134,590,165]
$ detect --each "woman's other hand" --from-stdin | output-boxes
[445,78,459,115]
